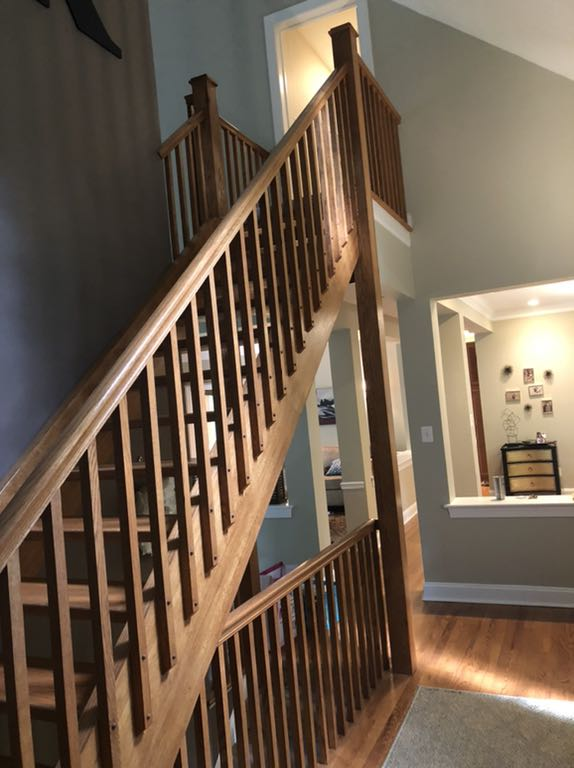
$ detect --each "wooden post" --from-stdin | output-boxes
[188,74,228,219]
[330,23,415,675]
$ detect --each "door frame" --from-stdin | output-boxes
[264,0,374,141]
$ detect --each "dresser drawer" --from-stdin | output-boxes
[507,462,555,477]
[506,448,553,463]
[508,476,558,493]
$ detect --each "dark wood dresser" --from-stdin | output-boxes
[501,442,561,495]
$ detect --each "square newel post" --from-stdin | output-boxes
[330,23,416,675]
[188,74,228,220]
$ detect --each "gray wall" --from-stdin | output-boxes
[0,0,170,482]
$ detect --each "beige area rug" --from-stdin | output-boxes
[383,687,574,768]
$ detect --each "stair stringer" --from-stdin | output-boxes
[77,233,359,767]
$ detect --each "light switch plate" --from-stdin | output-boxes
[421,426,434,443]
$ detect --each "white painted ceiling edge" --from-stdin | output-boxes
[392,0,574,82]
[452,280,574,323]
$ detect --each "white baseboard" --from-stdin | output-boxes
[403,502,417,525]
[423,581,574,609]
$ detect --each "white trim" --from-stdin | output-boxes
[396,449,413,471]
[423,581,574,609]
[446,495,574,519]
[265,504,293,519]
[403,502,418,524]
[264,0,374,141]
[372,199,411,246]
[340,479,365,491]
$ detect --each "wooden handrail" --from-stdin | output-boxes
[221,519,376,642]
[157,111,205,158]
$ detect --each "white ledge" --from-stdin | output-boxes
[372,199,411,246]
[446,495,574,518]
[424,581,574,608]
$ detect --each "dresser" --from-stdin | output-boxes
[501,442,561,495]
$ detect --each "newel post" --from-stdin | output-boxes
[330,23,416,675]
[187,74,228,220]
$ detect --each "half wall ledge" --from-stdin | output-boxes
[446,494,574,519]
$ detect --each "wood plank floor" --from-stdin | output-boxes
[329,516,574,767]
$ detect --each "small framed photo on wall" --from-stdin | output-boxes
[523,368,535,384]
[505,390,521,404]
[542,399,554,416]
[528,384,544,398]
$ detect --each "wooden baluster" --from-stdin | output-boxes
[293,585,318,767]
[217,247,250,492]
[310,118,335,279]
[42,493,82,766]
[341,549,362,710]
[254,613,280,766]
[0,554,35,768]
[228,634,250,767]
[163,327,199,618]
[194,128,210,225]
[331,23,415,675]
[289,148,314,330]
[357,537,378,688]
[317,106,342,266]
[202,274,235,530]
[192,682,213,768]
[375,97,390,206]
[326,93,349,248]
[334,82,355,234]
[231,133,243,199]
[296,136,321,313]
[349,544,370,698]
[139,363,177,672]
[79,443,121,765]
[175,142,191,247]
[184,298,218,567]
[184,132,200,233]
[243,623,265,766]
[370,526,390,670]
[245,209,275,427]
[392,119,407,220]
[313,569,338,748]
[232,225,265,458]
[174,740,189,768]
[279,162,306,350]
[111,399,152,732]
[223,128,235,205]
[269,176,297,373]
[212,645,233,767]
[164,155,180,259]
[267,604,291,768]
[340,77,359,219]
[303,128,328,295]
[281,593,305,768]
[361,533,382,679]
[259,189,287,400]
[361,78,379,199]
[303,578,329,761]
[332,555,354,723]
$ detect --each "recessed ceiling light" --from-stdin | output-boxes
[527,298,540,307]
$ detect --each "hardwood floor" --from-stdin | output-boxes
[329,516,574,767]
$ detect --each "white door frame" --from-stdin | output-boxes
[264,0,374,141]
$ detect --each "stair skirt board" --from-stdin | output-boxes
[423,581,574,609]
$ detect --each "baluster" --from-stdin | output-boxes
[193,129,209,225]
[349,544,370,698]
[203,272,236,528]
[279,163,306,351]
[245,209,276,427]
[232,225,265,458]
[281,593,305,768]
[0,554,35,768]
[184,132,200,233]
[254,613,281,765]
[370,85,385,201]
[267,604,291,768]
[370,527,390,670]
[361,78,378,198]
[164,155,180,259]
[392,119,407,220]
[163,327,199,617]
[259,189,287,399]
[139,363,177,672]
[184,296,219,565]
[175,142,191,247]
[303,578,329,760]
[213,645,233,767]
[293,585,318,767]
[243,623,265,765]
[228,634,250,767]
[269,177,296,374]
[310,119,335,280]
[192,682,213,768]
[332,556,354,723]
[382,105,397,211]
[341,549,362,710]
[313,569,338,748]
[174,740,189,768]
[79,442,121,764]
[231,133,243,199]
[296,136,321,313]
[288,148,314,330]
[357,537,378,687]
[334,83,355,233]
[217,247,250,492]
[303,128,328,294]
[43,493,82,766]
[326,93,349,247]
[111,399,152,731]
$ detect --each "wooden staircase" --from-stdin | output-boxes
[0,24,413,767]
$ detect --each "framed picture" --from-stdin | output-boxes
[523,368,535,384]
[528,384,544,398]
[542,399,554,416]
[505,390,521,404]
[316,387,336,425]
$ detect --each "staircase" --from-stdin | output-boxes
[0,24,413,767]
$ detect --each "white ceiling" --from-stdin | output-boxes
[462,280,574,321]
[392,0,574,81]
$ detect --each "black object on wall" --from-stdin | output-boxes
[35,0,122,58]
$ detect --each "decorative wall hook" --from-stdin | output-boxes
[35,0,122,59]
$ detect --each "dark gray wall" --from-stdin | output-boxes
[0,1,171,482]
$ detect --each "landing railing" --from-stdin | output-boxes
[182,521,386,767]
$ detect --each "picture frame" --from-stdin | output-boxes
[523,368,535,384]
[505,390,521,404]
[316,387,336,425]
[528,384,544,398]
[542,399,554,416]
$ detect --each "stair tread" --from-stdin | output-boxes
[0,664,93,714]
[21,581,130,615]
